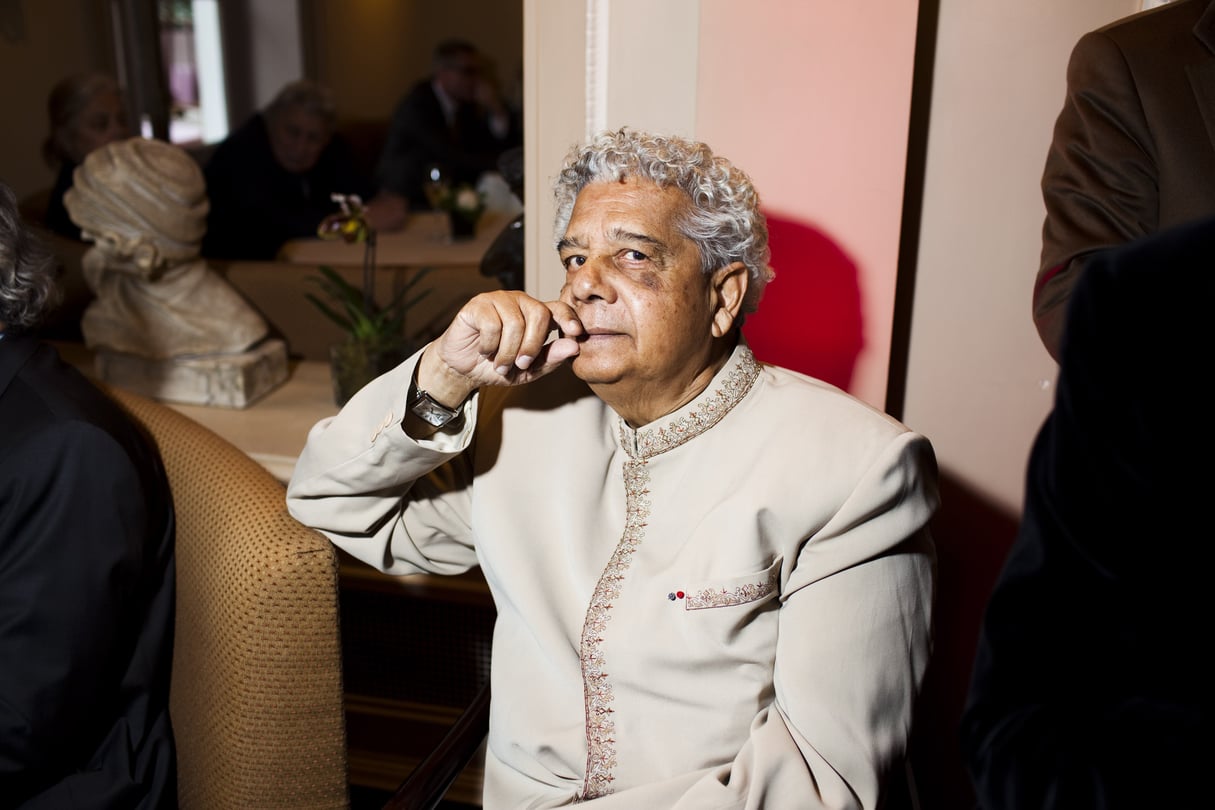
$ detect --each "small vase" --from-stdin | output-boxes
[448,210,479,240]
[329,341,408,406]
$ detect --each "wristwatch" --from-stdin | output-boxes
[409,388,462,428]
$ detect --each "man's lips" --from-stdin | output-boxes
[577,328,625,341]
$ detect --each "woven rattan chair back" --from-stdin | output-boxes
[106,387,349,809]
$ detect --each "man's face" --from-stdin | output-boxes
[558,177,728,409]
[266,106,330,174]
[435,53,481,103]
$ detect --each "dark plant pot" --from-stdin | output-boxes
[448,210,478,240]
[329,341,409,406]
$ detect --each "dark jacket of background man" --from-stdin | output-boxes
[376,41,520,211]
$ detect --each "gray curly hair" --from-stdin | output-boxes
[552,128,773,313]
[0,182,59,333]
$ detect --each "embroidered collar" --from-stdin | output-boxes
[618,343,761,461]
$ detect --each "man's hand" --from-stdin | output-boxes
[474,77,508,117]
[416,291,583,408]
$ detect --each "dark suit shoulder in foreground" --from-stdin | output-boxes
[0,336,177,809]
[963,216,1215,809]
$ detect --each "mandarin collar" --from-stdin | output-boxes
[616,342,761,460]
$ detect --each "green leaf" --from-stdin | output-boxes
[306,262,437,350]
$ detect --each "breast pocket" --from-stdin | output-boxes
[682,556,782,611]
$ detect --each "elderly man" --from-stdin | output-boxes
[202,79,404,260]
[288,129,937,808]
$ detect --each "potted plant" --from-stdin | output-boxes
[431,181,486,240]
[309,194,434,405]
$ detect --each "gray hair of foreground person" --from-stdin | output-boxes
[0,182,58,332]
[264,79,338,128]
[552,128,774,314]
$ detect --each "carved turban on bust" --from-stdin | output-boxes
[65,137,268,358]
[66,135,208,273]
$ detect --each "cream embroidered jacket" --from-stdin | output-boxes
[287,343,938,809]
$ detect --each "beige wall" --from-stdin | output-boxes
[0,0,114,200]
[244,0,305,113]
[900,2,1139,803]
[525,0,915,410]
[904,0,1139,514]
[523,0,1138,516]
[697,0,918,409]
[308,0,523,122]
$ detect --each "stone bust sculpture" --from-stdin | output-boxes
[65,137,269,358]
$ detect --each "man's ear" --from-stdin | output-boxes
[710,261,749,338]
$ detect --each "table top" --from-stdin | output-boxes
[54,341,493,598]
[167,359,338,483]
[278,210,510,268]
[56,341,337,483]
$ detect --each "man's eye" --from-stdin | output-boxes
[562,255,586,269]
[621,250,648,263]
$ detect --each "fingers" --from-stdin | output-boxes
[546,300,582,337]
[439,292,582,386]
[474,294,553,374]
[514,300,581,370]
[528,335,581,375]
[474,79,504,112]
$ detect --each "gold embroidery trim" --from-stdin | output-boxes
[684,566,780,611]
[576,347,761,799]
[635,348,761,460]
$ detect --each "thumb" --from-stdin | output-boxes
[521,336,580,379]
[543,336,580,365]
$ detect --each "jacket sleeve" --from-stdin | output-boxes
[286,349,482,576]
[583,432,938,810]
[1034,29,1158,360]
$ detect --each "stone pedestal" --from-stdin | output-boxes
[94,338,290,409]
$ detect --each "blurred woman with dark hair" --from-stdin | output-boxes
[41,72,130,240]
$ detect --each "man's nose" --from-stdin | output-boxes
[566,257,616,304]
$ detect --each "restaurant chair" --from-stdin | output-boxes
[105,386,350,809]
[382,680,490,809]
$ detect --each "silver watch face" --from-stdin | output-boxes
[412,393,457,427]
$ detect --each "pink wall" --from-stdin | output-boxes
[696,0,919,408]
